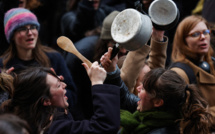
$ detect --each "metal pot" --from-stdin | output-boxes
[148,0,179,30]
[111,8,152,51]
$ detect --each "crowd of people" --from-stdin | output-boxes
[0,0,215,134]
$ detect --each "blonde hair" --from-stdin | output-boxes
[2,39,56,68]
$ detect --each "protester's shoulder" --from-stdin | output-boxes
[46,51,61,57]
[44,48,63,59]
[45,51,66,66]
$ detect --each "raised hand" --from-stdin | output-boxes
[82,61,107,86]
[100,47,118,72]
[151,27,165,42]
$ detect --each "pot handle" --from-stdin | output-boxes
[110,43,119,60]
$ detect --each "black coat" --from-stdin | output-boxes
[45,84,120,134]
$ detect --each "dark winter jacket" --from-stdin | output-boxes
[45,84,120,134]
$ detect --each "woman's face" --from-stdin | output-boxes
[135,65,151,93]
[13,25,38,51]
[185,21,210,57]
[137,87,154,112]
[46,74,69,108]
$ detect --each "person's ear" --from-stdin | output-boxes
[43,98,51,106]
[153,98,163,107]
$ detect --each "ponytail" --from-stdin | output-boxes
[180,84,214,134]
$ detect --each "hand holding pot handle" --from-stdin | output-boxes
[100,47,118,73]
[151,27,165,42]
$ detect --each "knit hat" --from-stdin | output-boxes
[100,11,119,40]
[4,8,40,43]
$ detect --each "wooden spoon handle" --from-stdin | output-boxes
[75,52,92,67]
[57,36,92,67]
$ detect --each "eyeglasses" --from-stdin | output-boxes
[16,25,38,35]
[187,29,210,39]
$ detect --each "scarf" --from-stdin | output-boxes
[120,109,180,134]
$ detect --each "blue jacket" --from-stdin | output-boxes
[105,66,139,113]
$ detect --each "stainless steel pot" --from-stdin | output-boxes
[111,8,152,51]
[148,0,179,30]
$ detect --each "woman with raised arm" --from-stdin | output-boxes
[0,62,120,134]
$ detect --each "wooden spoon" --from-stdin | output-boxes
[57,36,92,67]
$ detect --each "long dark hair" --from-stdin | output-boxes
[143,68,214,134]
[1,67,58,134]
[2,38,56,68]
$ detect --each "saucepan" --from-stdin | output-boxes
[111,8,152,51]
[148,0,180,30]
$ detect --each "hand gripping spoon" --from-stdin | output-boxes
[57,36,92,67]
